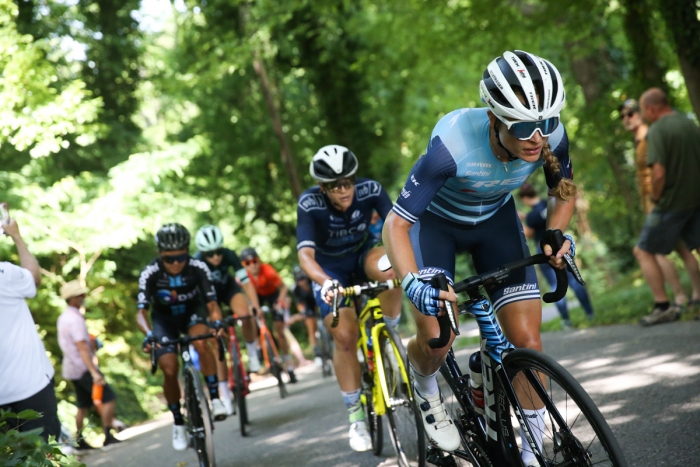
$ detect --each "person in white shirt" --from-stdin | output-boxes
[0,218,60,442]
[57,280,120,449]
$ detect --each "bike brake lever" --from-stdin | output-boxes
[330,280,340,328]
[563,253,586,286]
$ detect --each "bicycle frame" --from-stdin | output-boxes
[255,310,282,368]
[226,320,249,397]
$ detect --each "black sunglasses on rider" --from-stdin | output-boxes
[204,249,224,258]
[323,176,356,193]
[162,253,189,264]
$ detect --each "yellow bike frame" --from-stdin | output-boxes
[357,297,412,417]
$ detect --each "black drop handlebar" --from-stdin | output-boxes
[150,332,226,375]
[428,252,585,349]
[330,279,401,328]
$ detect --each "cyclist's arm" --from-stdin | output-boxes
[241,280,261,311]
[136,308,151,335]
[136,267,154,335]
[193,258,223,322]
[277,282,289,307]
[382,210,420,281]
[206,300,223,322]
[298,247,332,286]
[545,195,575,263]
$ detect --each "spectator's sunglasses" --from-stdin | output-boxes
[620,110,636,120]
[162,253,189,264]
[242,258,259,266]
[496,115,560,140]
[204,249,224,258]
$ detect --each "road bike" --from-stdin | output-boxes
[316,316,334,377]
[331,279,425,467]
[256,306,288,398]
[424,253,628,467]
[223,315,250,436]
[150,332,225,467]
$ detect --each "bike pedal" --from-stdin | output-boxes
[426,447,458,467]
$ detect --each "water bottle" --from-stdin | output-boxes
[366,336,375,374]
[468,352,485,415]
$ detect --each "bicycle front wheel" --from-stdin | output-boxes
[503,348,628,467]
[264,333,288,399]
[379,327,425,467]
[184,366,216,467]
[317,319,334,377]
[230,342,248,436]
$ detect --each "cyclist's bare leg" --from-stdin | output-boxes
[189,323,217,377]
[158,353,181,405]
[407,301,456,377]
[305,316,318,347]
[273,320,290,354]
[497,298,544,410]
[232,293,257,343]
[325,306,361,391]
[364,246,402,321]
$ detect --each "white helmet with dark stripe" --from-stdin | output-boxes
[479,50,565,122]
[309,145,359,183]
[195,225,223,252]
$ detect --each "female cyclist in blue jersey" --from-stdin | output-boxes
[383,50,577,465]
[296,145,402,452]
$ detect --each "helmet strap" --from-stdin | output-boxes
[493,120,518,162]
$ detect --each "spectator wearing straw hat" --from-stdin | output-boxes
[57,280,120,449]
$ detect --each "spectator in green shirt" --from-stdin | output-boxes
[634,87,700,326]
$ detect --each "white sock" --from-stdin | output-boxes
[218,381,230,399]
[384,314,401,329]
[410,363,439,397]
[521,407,547,464]
[246,341,261,369]
[283,354,294,372]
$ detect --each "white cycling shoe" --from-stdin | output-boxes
[211,398,228,421]
[348,422,373,452]
[415,388,462,452]
[172,425,188,451]
[222,395,234,416]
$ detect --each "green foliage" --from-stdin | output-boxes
[0,409,84,467]
[2,0,696,432]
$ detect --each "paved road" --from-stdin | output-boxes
[82,320,700,467]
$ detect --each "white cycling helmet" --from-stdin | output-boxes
[195,225,224,252]
[480,50,565,124]
[309,145,359,183]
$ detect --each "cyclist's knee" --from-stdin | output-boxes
[332,330,358,353]
[510,333,542,351]
[160,360,179,379]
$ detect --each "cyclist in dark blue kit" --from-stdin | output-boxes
[291,265,323,367]
[296,145,401,452]
[519,183,594,328]
[383,51,578,465]
[136,223,227,452]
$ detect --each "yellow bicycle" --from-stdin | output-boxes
[331,279,426,467]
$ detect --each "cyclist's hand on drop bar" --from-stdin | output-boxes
[540,229,571,270]
[402,272,457,317]
[142,331,156,353]
[210,320,225,337]
[321,279,343,305]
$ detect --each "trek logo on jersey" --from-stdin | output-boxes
[299,193,327,212]
[502,284,537,295]
[356,181,381,200]
[410,175,420,186]
[459,175,530,189]
[156,288,198,305]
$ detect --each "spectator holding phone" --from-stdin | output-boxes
[0,216,61,442]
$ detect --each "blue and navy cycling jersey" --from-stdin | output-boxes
[392,108,572,226]
[296,178,393,257]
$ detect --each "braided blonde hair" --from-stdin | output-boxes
[542,142,577,201]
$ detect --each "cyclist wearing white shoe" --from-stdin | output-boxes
[296,145,403,452]
[291,265,323,367]
[137,223,228,452]
[194,225,263,415]
[383,51,577,463]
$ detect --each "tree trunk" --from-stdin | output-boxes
[657,0,700,117]
[252,56,303,199]
[621,0,668,94]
